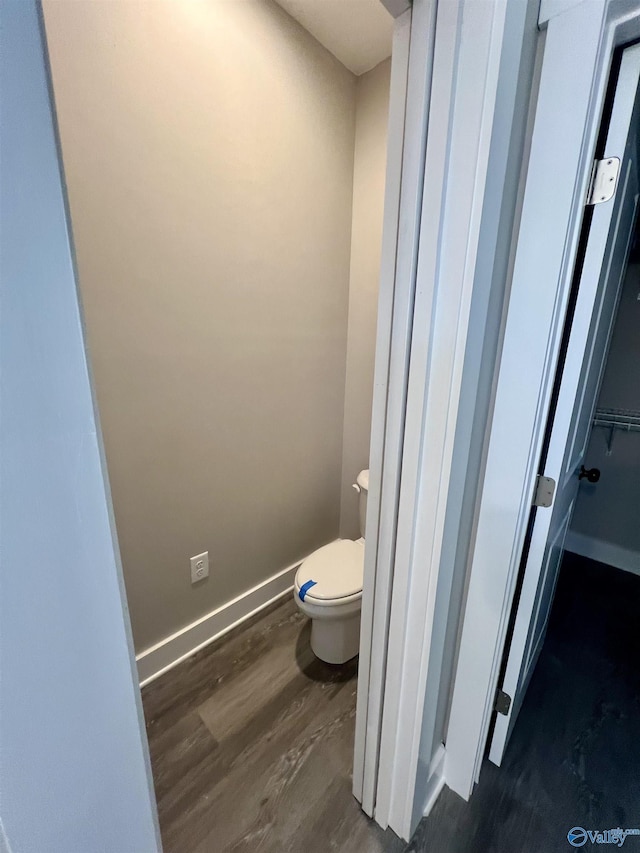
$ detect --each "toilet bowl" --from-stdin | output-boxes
[294,470,368,664]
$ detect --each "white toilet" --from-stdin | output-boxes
[294,469,369,664]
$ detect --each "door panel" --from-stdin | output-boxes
[566,157,639,478]
[521,502,572,686]
[499,502,572,751]
[489,43,640,766]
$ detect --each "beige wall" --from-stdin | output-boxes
[340,59,391,537]
[43,0,357,653]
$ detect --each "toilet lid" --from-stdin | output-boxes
[296,540,364,601]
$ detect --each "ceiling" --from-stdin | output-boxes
[273,0,393,76]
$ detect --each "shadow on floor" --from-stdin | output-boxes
[405,553,640,853]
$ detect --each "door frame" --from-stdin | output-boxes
[445,0,640,802]
[353,0,434,820]
[488,39,640,765]
[356,0,540,840]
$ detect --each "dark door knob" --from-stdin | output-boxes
[579,465,601,483]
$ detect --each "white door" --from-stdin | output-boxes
[488,43,640,766]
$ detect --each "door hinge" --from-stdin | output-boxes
[586,157,620,205]
[533,474,556,508]
[495,688,512,716]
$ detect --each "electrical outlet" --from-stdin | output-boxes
[190,551,209,584]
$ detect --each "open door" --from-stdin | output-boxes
[488,43,640,766]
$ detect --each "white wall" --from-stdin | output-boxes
[568,261,640,574]
[43,0,358,654]
[340,58,392,538]
[0,3,160,850]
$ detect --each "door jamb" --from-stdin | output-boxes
[359,0,540,839]
[353,0,434,816]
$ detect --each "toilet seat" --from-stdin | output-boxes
[295,539,364,605]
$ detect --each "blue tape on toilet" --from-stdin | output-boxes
[298,580,317,601]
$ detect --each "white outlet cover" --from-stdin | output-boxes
[190,551,209,584]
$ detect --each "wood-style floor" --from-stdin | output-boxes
[143,553,638,853]
[407,553,640,853]
[142,596,404,853]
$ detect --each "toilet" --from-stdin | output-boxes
[294,469,368,664]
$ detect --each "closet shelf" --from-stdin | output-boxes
[592,407,640,454]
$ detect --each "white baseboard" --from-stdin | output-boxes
[423,744,446,818]
[565,531,640,578]
[136,552,315,687]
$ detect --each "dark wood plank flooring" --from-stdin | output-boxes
[143,554,638,852]
[407,553,640,852]
[142,597,404,853]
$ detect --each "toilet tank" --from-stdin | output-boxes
[356,469,369,538]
